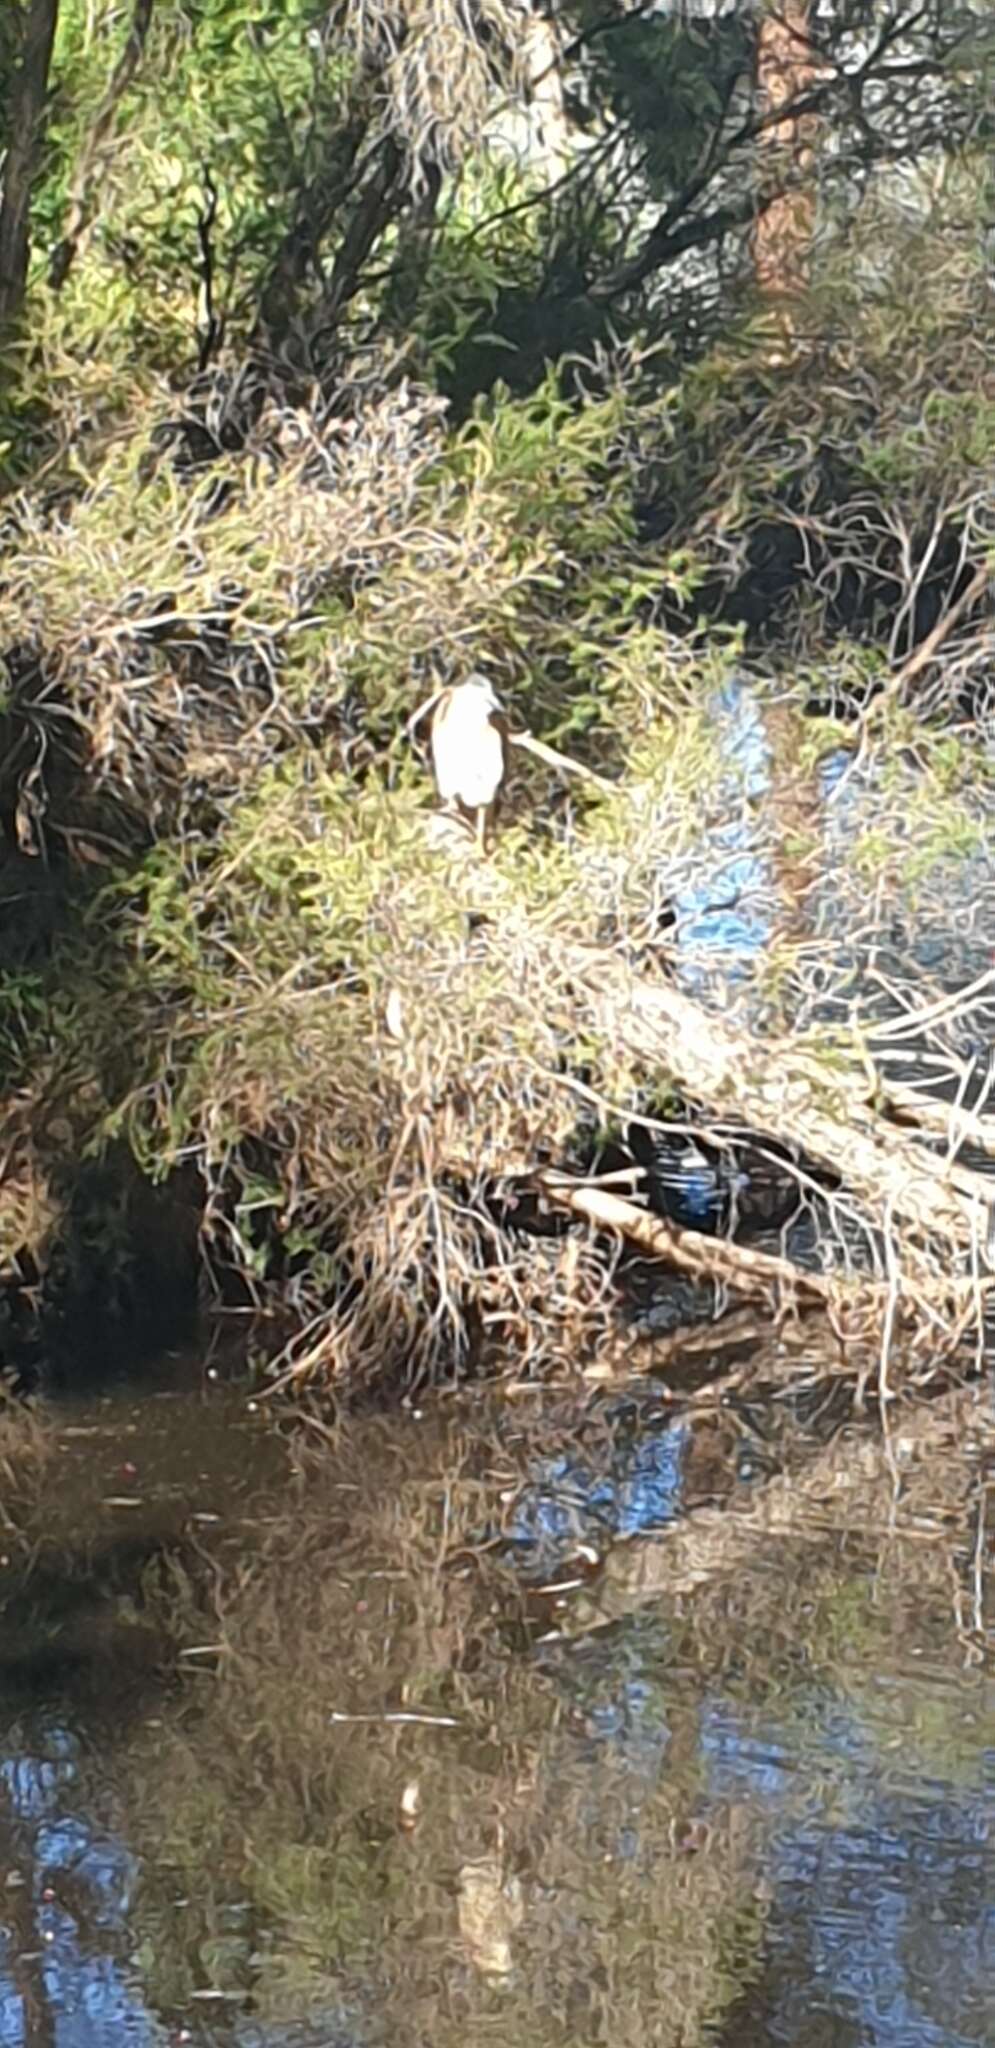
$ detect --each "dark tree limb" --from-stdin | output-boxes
[590,179,773,302]
[49,0,154,292]
[317,135,404,330]
[255,108,371,337]
[385,159,441,331]
[0,0,61,334]
[195,165,222,372]
[586,4,989,304]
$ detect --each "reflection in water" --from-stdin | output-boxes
[0,1728,159,2047]
[2,1377,989,2047]
[705,1698,991,2048]
[506,1404,688,1567]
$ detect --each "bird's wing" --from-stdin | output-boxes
[407,689,444,741]
[488,706,511,754]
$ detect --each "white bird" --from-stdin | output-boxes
[413,674,508,853]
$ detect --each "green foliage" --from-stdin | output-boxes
[45,0,341,332]
[646,170,994,654]
[0,0,348,474]
[563,1,751,195]
[410,155,551,376]
[0,343,711,1363]
[2,0,993,1374]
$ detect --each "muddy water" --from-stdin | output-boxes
[1,1366,991,2048]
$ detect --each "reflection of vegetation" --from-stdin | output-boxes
[56,1381,981,2042]
[0,1391,52,1538]
[561,1387,991,1786]
[94,1408,770,2042]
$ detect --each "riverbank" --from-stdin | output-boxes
[3,669,992,1399]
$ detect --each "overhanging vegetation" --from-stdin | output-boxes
[1,1,992,1387]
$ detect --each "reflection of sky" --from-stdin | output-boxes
[0,1731,164,2048]
[700,1695,990,2048]
[584,1676,671,1764]
[0,1729,370,2048]
[506,1414,689,1566]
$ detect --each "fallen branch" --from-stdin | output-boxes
[873,1076,995,1163]
[566,948,995,1261]
[540,1174,888,1324]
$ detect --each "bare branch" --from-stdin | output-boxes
[874,560,992,708]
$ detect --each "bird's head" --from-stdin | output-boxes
[462,672,503,715]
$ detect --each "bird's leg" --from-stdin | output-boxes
[475,806,489,856]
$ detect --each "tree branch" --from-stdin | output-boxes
[255,107,371,336]
[590,179,769,302]
[588,4,987,304]
[875,561,992,707]
[317,135,404,330]
[195,164,221,372]
[49,0,154,292]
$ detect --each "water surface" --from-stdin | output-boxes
[1,1369,990,2047]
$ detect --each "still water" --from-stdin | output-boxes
[1,1365,990,2047]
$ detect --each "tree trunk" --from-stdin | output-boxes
[578,950,994,1257]
[752,3,817,307]
[0,0,61,334]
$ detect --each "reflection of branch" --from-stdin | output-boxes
[560,1383,980,1640]
[0,0,60,333]
[49,0,155,292]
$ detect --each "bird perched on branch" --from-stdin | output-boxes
[409,674,508,854]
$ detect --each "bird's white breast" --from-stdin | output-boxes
[430,686,505,806]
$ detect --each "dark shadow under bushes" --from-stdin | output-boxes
[1,1143,201,1392]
